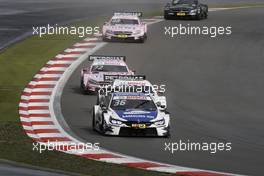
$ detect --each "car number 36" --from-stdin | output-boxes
[113,100,126,106]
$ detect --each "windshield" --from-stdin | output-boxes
[111,18,139,25]
[91,65,128,72]
[172,0,197,5]
[110,98,157,111]
[114,85,154,94]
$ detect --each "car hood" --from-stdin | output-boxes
[170,4,195,10]
[113,109,157,122]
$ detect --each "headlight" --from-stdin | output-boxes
[106,30,114,34]
[88,79,97,85]
[110,117,123,125]
[154,118,165,126]
[190,9,197,13]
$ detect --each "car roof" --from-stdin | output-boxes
[91,59,127,66]
[113,79,151,86]
[111,15,139,20]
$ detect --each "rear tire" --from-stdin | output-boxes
[164,125,171,138]
[204,12,208,19]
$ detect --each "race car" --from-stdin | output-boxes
[164,0,208,20]
[102,12,147,43]
[80,55,135,94]
[93,92,170,137]
[109,76,167,109]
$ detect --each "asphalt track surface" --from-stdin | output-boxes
[0,0,165,50]
[1,0,263,50]
[61,7,264,176]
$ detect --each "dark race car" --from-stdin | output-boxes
[164,0,208,20]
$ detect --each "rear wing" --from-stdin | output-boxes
[88,55,126,61]
[104,75,146,82]
[114,12,143,17]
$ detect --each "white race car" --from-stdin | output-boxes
[80,55,135,94]
[93,92,170,137]
[102,12,147,43]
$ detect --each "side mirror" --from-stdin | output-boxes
[100,103,107,110]
[132,70,136,74]
[157,90,165,96]
[104,22,108,25]
[157,102,166,110]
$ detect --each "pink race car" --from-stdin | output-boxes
[102,12,147,43]
[80,55,135,94]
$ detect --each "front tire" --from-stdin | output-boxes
[92,108,96,131]
[99,114,106,135]
[204,12,208,19]
[196,13,202,20]
[80,79,86,94]
[102,36,109,42]
[164,14,170,20]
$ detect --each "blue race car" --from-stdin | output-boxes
[93,92,170,137]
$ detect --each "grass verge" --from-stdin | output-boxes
[0,122,172,176]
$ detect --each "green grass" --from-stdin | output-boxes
[0,17,176,176]
[0,35,81,122]
[0,122,172,176]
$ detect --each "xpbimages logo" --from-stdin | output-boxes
[32,141,100,153]
[164,24,232,38]
[32,24,100,37]
[98,84,166,96]
[164,140,232,154]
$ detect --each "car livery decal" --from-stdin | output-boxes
[114,109,157,122]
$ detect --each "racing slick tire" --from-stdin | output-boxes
[196,13,202,20]
[99,114,107,135]
[204,12,208,19]
[80,79,87,93]
[80,80,94,95]
[164,14,171,20]
[92,107,96,131]
[164,125,171,138]
[138,37,145,43]
[144,33,148,42]
[102,36,109,42]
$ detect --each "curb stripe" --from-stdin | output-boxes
[123,162,166,169]
[38,70,64,74]
[28,106,49,110]
[25,129,60,134]
[28,99,50,103]
[177,172,226,176]
[61,51,85,55]
[82,154,122,159]
[21,121,54,126]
